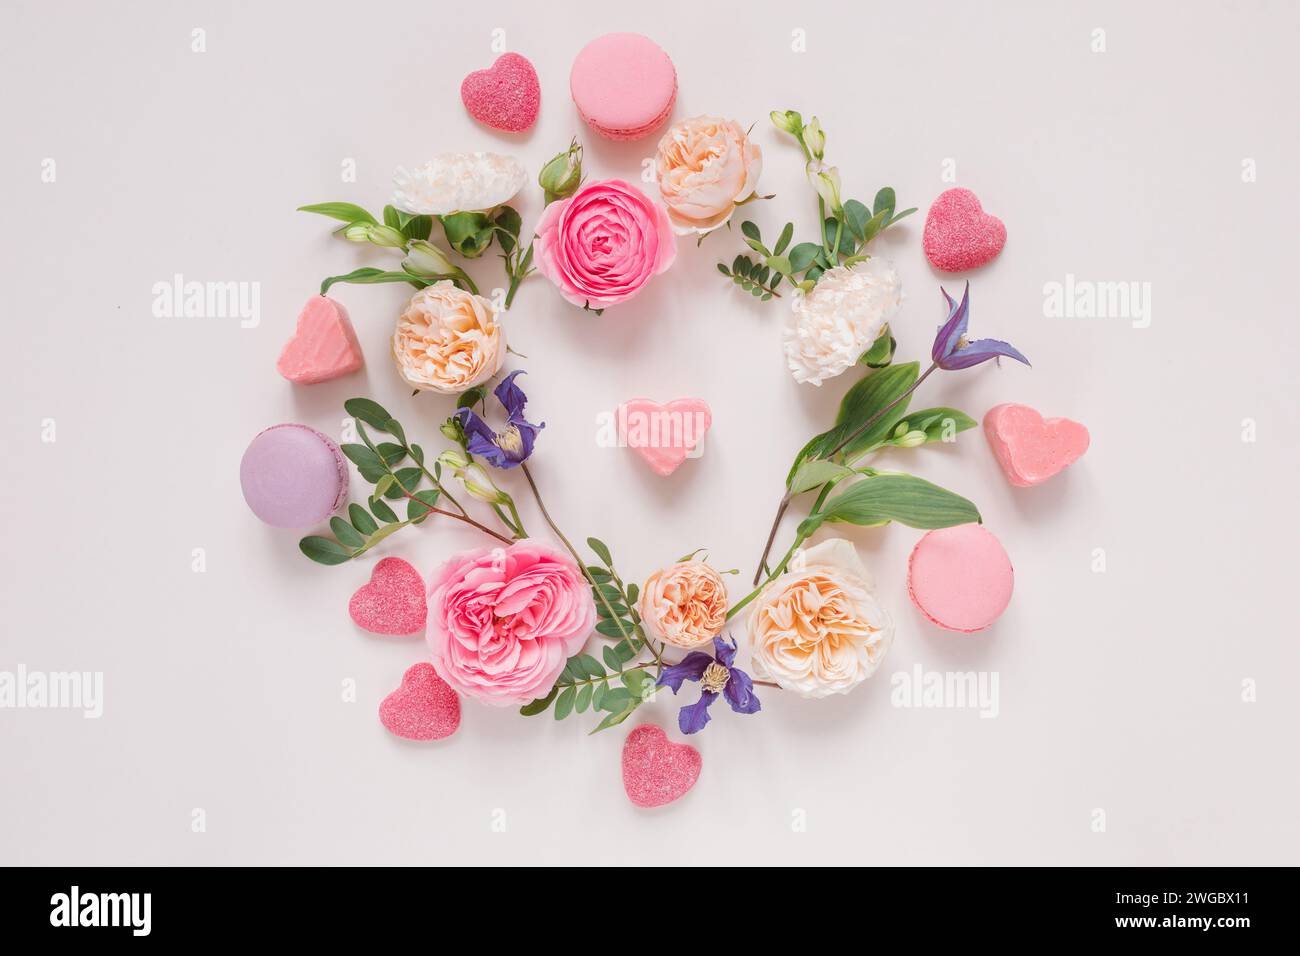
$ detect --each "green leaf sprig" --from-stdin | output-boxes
[752,359,979,584]
[518,537,664,734]
[300,201,479,295]
[298,398,512,565]
[718,111,916,300]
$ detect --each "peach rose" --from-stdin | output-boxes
[747,538,894,698]
[392,281,505,394]
[639,560,729,649]
[655,116,762,235]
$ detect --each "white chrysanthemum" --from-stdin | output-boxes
[783,257,903,386]
[392,152,527,216]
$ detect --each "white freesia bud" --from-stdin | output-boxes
[769,110,802,135]
[436,450,470,471]
[459,462,510,505]
[343,222,372,243]
[368,224,407,248]
[404,239,457,277]
[895,430,929,448]
[806,160,842,213]
[805,117,826,159]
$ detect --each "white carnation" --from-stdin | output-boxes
[783,257,903,385]
[392,152,527,216]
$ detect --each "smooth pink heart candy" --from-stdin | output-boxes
[983,403,1090,487]
[617,398,711,477]
[923,188,1007,272]
[276,295,364,385]
[379,663,461,741]
[349,557,427,636]
[460,52,540,133]
[621,724,701,808]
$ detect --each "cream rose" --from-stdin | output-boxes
[392,281,505,394]
[639,561,729,649]
[784,257,902,385]
[655,116,762,235]
[747,538,894,698]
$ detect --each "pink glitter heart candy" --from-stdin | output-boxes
[379,663,461,741]
[923,188,1007,272]
[460,52,540,133]
[621,724,701,808]
[349,557,427,636]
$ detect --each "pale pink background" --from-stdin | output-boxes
[2,0,1297,865]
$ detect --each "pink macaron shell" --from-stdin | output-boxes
[907,524,1014,633]
[239,423,348,528]
[570,33,676,141]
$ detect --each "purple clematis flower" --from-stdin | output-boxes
[656,635,761,735]
[453,370,543,469]
[931,283,1030,371]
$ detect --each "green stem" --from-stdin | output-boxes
[520,463,652,664]
[831,218,844,266]
[825,361,939,459]
[728,532,806,621]
[504,241,534,309]
[504,498,528,538]
[390,472,512,544]
[750,362,940,581]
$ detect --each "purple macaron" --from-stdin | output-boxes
[240,423,349,528]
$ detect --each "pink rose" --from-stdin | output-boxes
[426,539,596,706]
[533,179,676,309]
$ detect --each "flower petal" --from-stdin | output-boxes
[712,634,737,669]
[494,369,530,419]
[940,337,1031,370]
[930,282,970,362]
[678,690,718,735]
[656,652,713,693]
[723,667,762,715]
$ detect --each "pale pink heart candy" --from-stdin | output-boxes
[349,557,427,636]
[923,188,1007,272]
[617,398,711,477]
[379,663,461,741]
[983,403,1090,487]
[621,724,701,808]
[276,294,364,385]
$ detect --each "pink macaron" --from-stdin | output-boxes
[907,524,1014,633]
[570,33,676,141]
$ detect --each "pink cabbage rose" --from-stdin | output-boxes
[426,540,596,705]
[533,179,676,309]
